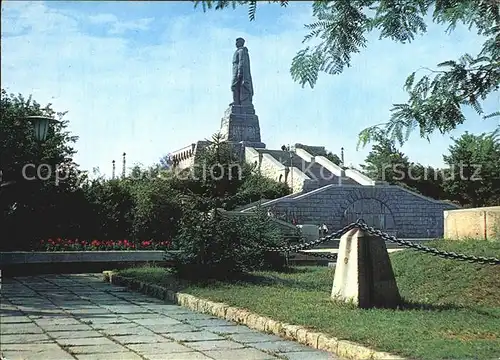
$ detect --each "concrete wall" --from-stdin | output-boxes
[244,184,459,238]
[444,206,500,240]
[245,147,310,193]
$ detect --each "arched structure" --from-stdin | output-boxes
[340,197,396,231]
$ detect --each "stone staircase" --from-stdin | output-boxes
[253,148,360,190]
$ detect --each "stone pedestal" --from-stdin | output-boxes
[220,105,266,148]
[331,228,401,309]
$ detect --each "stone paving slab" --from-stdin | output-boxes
[165,330,227,342]
[141,352,212,360]
[203,348,278,360]
[1,350,76,360]
[74,352,144,360]
[0,273,341,360]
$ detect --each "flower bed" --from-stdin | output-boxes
[39,238,171,251]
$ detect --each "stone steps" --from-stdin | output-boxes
[256,148,359,186]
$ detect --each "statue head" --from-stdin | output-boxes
[235,37,245,48]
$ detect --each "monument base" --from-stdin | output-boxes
[238,140,266,149]
[220,105,262,143]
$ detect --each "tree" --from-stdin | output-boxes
[0,89,82,248]
[295,144,342,165]
[170,133,285,279]
[193,1,499,146]
[442,130,500,207]
[159,154,173,170]
[130,177,182,243]
[360,131,410,183]
[359,131,450,199]
[402,163,447,200]
[325,151,342,166]
[0,89,79,187]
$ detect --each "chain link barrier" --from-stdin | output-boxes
[260,219,500,266]
[257,222,357,253]
[356,220,500,265]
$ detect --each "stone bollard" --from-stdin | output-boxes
[331,228,401,309]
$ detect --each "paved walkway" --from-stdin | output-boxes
[1,274,339,360]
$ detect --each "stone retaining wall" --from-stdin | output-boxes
[245,185,458,238]
[444,206,500,240]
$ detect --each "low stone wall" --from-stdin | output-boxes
[0,250,177,264]
[444,206,500,240]
[0,251,178,276]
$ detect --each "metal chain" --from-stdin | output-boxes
[257,222,357,253]
[258,219,500,266]
[296,251,338,261]
[355,220,500,265]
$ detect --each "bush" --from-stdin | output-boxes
[131,177,182,242]
[171,195,285,280]
[82,179,135,240]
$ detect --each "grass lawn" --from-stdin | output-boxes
[118,239,500,360]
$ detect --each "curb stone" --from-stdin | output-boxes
[102,271,406,360]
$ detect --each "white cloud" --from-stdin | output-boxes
[88,13,117,24]
[1,1,498,178]
[88,12,153,34]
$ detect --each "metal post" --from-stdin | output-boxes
[290,146,293,191]
[122,152,126,178]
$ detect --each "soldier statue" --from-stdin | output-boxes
[230,37,254,106]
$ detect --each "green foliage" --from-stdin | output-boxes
[324,151,342,166]
[0,89,83,249]
[169,132,290,210]
[442,129,500,207]
[359,131,446,199]
[1,90,290,251]
[130,177,182,242]
[360,132,411,183]
[193,1,499,146]
[232,173,290,209]
[81,179,136,240]
[170,132,289,279]
[360,129,500,205]
[171,197,284,280]
[192,0,288,21]
[0,89,79,187]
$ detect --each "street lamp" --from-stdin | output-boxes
[25,115,59,142]
[281,144,294,190]
[0,116,59,188]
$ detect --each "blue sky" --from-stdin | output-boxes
[2,1,498,177]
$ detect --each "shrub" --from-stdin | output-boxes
[82,179,135,240]
[131,177,182,242]
[171,195,285,280]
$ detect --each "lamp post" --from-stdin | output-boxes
[0,115,60,188]
[281,144,294,191]
[25,115,59,142]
